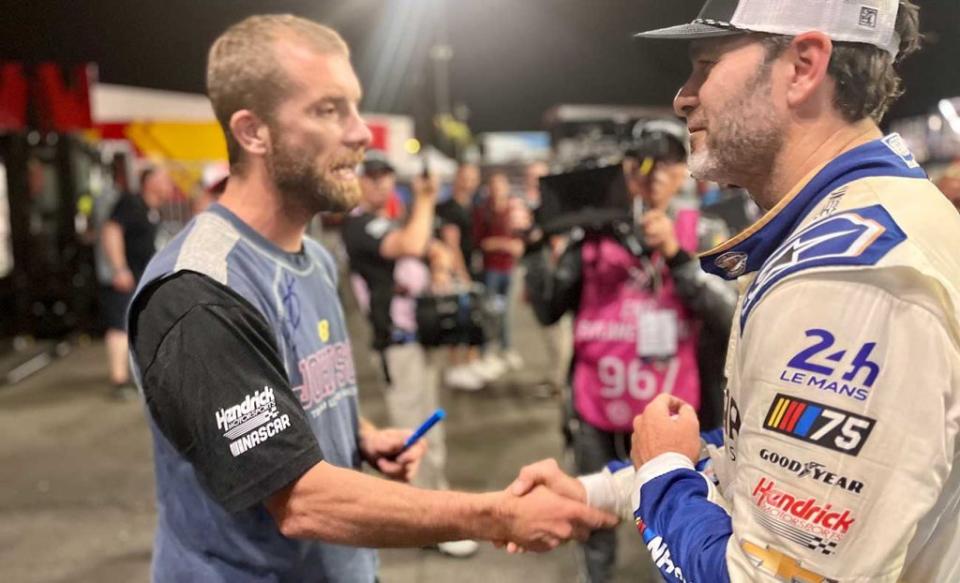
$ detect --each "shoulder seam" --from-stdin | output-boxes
[140,301,259,380]
[762,272,959,350]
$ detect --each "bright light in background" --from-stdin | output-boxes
[404,138,422,154]
[938,99,960,135]
[359,0,444,114]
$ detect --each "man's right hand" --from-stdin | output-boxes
[411,173,439,203]
[498,458,606,553]
[112,268,135,293]
[495,486,618,552]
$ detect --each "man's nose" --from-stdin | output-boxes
[345,109,372,150]
[673,81,699,119]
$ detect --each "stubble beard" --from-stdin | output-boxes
[687,62,785,191]
[267,135,363,216]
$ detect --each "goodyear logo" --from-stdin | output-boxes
[763,394,875,456]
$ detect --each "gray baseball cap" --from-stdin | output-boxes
[635,0,901,58]
[361,150,395,176]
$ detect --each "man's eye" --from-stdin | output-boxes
[312,105,337,117]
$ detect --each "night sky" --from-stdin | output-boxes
[3,0,959,132]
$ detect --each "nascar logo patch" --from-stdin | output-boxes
[763,394,875,456]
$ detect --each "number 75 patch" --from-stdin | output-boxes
[764,394,875,456]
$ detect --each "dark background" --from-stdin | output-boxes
[3,0,958,132]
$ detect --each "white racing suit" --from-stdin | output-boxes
[581,129,960,582]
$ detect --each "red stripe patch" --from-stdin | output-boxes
[779,401,799,430]
[785,402,807,432]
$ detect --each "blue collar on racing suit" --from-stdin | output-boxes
[699,133,928,281]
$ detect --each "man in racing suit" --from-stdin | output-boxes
[508,1,960,581]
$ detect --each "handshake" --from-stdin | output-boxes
[490,458,619,554]
[485,394,703,553]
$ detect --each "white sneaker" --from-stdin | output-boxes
[502,350,524,371]
[474,353,508,379]
[445,365,485,391]
[437,539,480,558]
[468,357,503,383]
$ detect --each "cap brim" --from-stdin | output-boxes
[363,164,395,175]
[634,21,744,40]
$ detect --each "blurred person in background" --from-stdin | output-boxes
[342,151,479,557]
[99,165,173,400]
[474,171,526,371]
[436,162,501,389]
[437,163,481,282]
[522,160,550,209]
[126,15,615,582]
[192,162,230,215]
[525,121,736,582]
[516,160,573,395]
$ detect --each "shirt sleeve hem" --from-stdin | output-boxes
[220,445,324,513]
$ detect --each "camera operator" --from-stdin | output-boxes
[523,120,736,582]
[342,152,478,558]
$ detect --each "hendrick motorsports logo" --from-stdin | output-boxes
[752,478,855,555]
[215,386,292,457]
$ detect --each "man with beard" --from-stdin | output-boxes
[125,15,616,582]
[510,1,960,581]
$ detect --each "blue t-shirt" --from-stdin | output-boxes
[129,203,377,582]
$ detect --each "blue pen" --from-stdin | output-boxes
[400,408,446,453]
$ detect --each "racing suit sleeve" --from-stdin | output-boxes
[578,429,727,521]
[633,273,960,582]
[522,240,582,325]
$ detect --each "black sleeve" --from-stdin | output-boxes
[667,251,738,335]
[435,201,450,224]
[108,195,132,225]
[434,203,454,238]
[523,241,583,325]
[130,272,324,513]
[436,201,457,227]
[342,213,394,261]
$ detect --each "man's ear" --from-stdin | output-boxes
[229,110,271,158]
[785,32,834,110]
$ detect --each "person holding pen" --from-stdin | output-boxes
[125,15,617,582]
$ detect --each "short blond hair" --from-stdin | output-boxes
[206,14,350,171]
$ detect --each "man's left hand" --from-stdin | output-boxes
[359,428,426,482]
[640,210,680,259]
[631,393,700,468]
